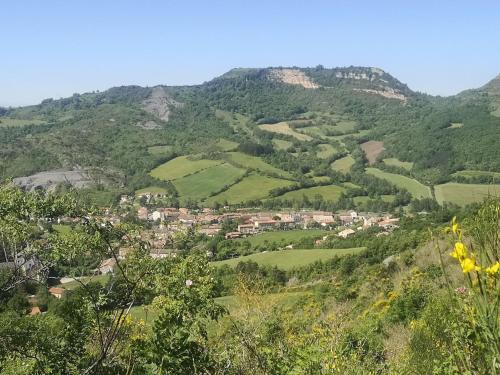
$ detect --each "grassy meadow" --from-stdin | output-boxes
[213,247,366,270]
[172,163,246,201]
[258,122,313,141]
[277,185,345,202]
[225,152,292,178]
[236,229,330,247]
[150,156,222,180]
[331,155,355,172]
[434,183,500,206]
[366,168,431,199]
[204,174,294,205]
[382,158,414,171]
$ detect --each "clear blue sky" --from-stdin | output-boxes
[1,0,499,106]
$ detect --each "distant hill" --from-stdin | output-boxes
[1,66,499,206]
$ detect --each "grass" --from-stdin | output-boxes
[316,144,338,159]
[272,139,293,150]
[173,163,246,201]
[215,110,250,132]
[213,248,366,270]
[452,170,500,180]
[353,195,396,204]
[216,138,239,151]
[57,274,111,290]
[366,168,431,199]
[204,174,294,205]
[235,229,330,247]
[312,176,331,183]
[150,156,222,181]
[0,117,46,127]
[225,152,292,178]
[148,145,173,155]
[258,122,313,141]
[277,185,345,202]
[383,158,414,171]
[434,183,500,206]
[331,155,355,173]
[331,120,357,133]
[135,186,168,195]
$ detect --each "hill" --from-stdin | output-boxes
[1,66,499,208]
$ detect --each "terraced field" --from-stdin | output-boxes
[366,168,431,199]
[383,158,413,171]
[258,122,313,141]
[277,185,345,202]
[331,155,355,172]
[272,139,293,150]
[204,174,293,205]
[214,248,366,270]
[316,144,338,159]
[225,152,292,178]
[434,183,500,206]
[216,138,239,151]
[150,156,222,180]
[173,163,246,201]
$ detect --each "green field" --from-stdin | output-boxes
[150,156,222,180]
[272,139,293,151]
[147,145,173,155]
[0,117,46,127]
[215,110,250,132]
[173,163,246,201]
[366,168,431,199]
[452,170,500,180]
[383,158,414,171]
[225,152,292,178]
[316,144,338,159]
[312,176,331,183]
[135,186,168,195]
[353,195,396,204]
[277,185,345,202]
[57,274,111,290]
[258,122,313,141]
[216,138,239,151]
[331,155,355,172]
[434,183,500,206]
[213,248,366,270]
[236,229,330,247]
[330,120,357,133]
[204,174,293,205]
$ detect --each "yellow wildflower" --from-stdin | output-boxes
[485,262,500,276]
[451,217,458,234]
[460,257,481,273]
[451,242,467,260]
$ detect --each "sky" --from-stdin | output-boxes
[1,0,499,107]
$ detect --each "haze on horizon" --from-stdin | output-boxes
[1,0,499,107]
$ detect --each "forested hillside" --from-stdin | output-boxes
[1,66,499,207]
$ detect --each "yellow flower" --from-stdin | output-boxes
[460,257,481,273]
[451,217,458,234]
[485,262,500,276]
[451,242,467,260]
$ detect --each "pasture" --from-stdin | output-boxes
[172,163,246,201]
[382,158,413,171]
[236,229,330,248]
[316,144,338,159]
[213,247,366,270]
[366,168,431,199]
[150,156,222,180]
[272,139,293,150]
[277,185,345,202]
[204,174,294,205]
[452,170,500,180]
[216,138,239,151]
[353,195,396,204]
[135,186,168,195]
[331,155,355,172]
[258,122,313,141]
[434,183,500,206]
[225,152,292,178]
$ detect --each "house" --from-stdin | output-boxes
[199,225,222,237]
[48,287,66,299]
[338,228,356,238]
[378,218,400,231]
[95,258,116,275]
[137,207,148,220]
[30,306,41,315]
[150,248,172,259]
[225,232,242,239]
[151,210,164,221]
[253,220,277,231]
[238,224,255,234]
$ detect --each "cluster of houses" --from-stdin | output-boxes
[134,205,400,240]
